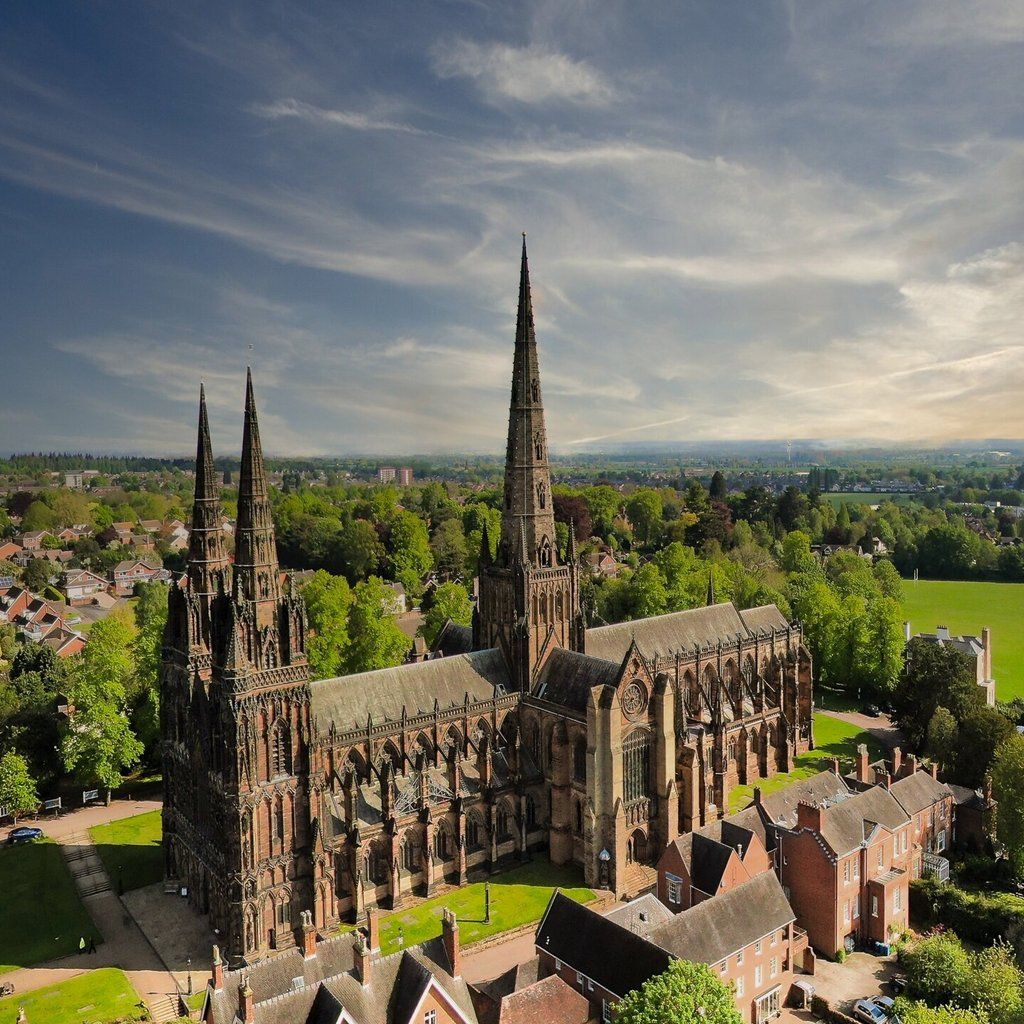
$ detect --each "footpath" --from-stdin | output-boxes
[2,799,183,1023]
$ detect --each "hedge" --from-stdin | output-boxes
[910,877,1024,947]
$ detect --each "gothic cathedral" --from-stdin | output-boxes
[161,239,813,962]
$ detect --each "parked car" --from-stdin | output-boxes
[6,826,43,845]
[864,704,882,718]
[872,996,896,1015]
[853,999,889,1024]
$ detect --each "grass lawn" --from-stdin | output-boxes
[375,860,594,954]
[0,968,146,1024]
[89,810,163,893]
[0,839,97,973]
[901,579,1024,701]
[729,712,885,811]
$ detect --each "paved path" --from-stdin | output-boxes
[817,707,903,751]
[2,800,183,1023]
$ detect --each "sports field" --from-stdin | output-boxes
[823,492,919,507]
[901,579,1024,701]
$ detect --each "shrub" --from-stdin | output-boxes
[910,878,1024,947]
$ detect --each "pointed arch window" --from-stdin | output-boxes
[271,719,291,777]
[466,815,481,851]
[623,728,651,805]
[538,537,552,568]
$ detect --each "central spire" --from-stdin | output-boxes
[499,235,558,569]
[233,368,281,627]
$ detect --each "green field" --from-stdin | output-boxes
[824,492,919,507]
[0,839,97,972]
[729,712,885,811]
[0,968,146,1024]
[901,579,1024,701]
[89,810,163,893]
[375,860,594,954]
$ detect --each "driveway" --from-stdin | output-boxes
[812,951,898,1013]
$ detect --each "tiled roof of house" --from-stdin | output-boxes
[890,771,953,816]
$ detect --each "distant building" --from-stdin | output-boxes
[63,568,109,606]
[112,559,170,596]
[377,465,397,484]
[397,466,414,486]
[64,471,85,489]
[909,624,995,705]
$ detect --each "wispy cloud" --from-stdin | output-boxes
[250,98,424,134]
[432,39,615,106]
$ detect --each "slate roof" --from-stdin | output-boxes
[757,769,851,829]
[649,871,795,966]
[584,602,790,663]
[811,786,910,856]
[603,893,674,938]
[435,620,474,656]
[890,771,953,816]
[535,891,672,998]
[531,647,620,711]
[689,833,737,895]
[311,648,511,732]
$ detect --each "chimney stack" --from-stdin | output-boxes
[930,761,939,780]
[873,768,891,791]
[891,747,902,778]
[354,933,372,987]
[904,754,918,778]
[796,801,822,832]
[825,756,841,777]
[238,975,254,1022]
[211,944,224,991]
[365,907,380,953]
[753,786,763,806]
[300,910,317,959]
[856,744,870,784]
[442,908,461,977]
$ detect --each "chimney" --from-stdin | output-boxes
[873,768,891,791]
[238,975,254,1022]
[982,626,992,680]
[354,933,372,987]
[825,756,841,776]
[365,907,380,953]
[211,944,224,991]
[796,801,822,832]
[891,747,902,778]
[753,786,763,806]
[904,754,918,778]
[930,761,939,780]
[856,744,870,784]
[300,910,317,959]
[936,625,950,641]
[442,908,461,977]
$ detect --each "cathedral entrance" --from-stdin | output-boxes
[627,828,648,866]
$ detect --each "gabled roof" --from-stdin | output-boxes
[535,891,671,998]
[584,602,790,663]
[810,786,910,856]
[890,771,953,816]
[757,769,851,829]
[434,620,473,656]
[602,893,673,938]
[689,833,739,895]
[649,871,795,965]
[531,647,620,712]
[310,647,511,732]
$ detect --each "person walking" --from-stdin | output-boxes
[87,936,97,954]
[78,936,85,955]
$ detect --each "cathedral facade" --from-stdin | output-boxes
[161,240,813,962]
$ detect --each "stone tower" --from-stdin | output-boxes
[163,372,313,961]
[475,237,584,688]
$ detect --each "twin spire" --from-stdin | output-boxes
[189,369,280,627]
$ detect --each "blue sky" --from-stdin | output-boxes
[2,1,1023,456]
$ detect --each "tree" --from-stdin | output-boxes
[0,750,38,821]
[824,594,868,695]
[21,558,53,592]
[20,500,56,532]
[387,510,433,595]
[781,531,815,573]
[776,486,808,531]
[614,959,743,1024]
[626,489,664,546]
[79,609,137,699]
[60,698,143,800]
[991,734,1024,877]
[904,933,972,1007]
[925,706,959,771]
[873,558,904,600]
[709,471,727,501]
[301,571,353,680]
[132,582,168,697]
[918,523,981,579]
[344,577,411,674]
[627,563,668,620]
[896,1002,988,1024]
[334,519,384,583]
[956,708,1015,788]
[430,519,468,580]
[421,582,473,647]
[860,597,905,697]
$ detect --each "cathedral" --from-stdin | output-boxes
[161,239,814,962]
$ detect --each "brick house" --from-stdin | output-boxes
[203,908,478,1024]
[776,785,912,957]
[658,819,772,911]
[62,568,110,605]
[112,559,170,596]
[470,960,591,1024]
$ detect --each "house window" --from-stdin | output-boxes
[602,1000,614,1023]
[667,875,682,906]
[720,963,727,975]
[755,939,762,954]
[736,950,744,966]
[425,1012,437,1024]
[937,830,946,852]
[555,959,563,972]
[877,848,883,868]
[844,901,850,925]
[871,895,879,917]
[755,965,763,986]
[736,978,745,997]
[843,862,850,884]
[770,957,778,978]
[854,895,860,919]
[902,832,908,853]
[588,980,595,993]
[894,887,903,911]
[770,931,778,947]
[576,972,584,988]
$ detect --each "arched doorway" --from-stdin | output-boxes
[627,828,648,866]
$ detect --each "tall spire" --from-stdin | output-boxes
[233,368,281,627]
[499,235,557,568]
[187,384,229,599]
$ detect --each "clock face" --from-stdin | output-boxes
[621,681,647,720]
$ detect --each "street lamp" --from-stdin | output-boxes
[186,957,192,996]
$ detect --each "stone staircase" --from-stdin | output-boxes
[149,992,184,1023]
[620,862,657,900]
[62,831,113,897]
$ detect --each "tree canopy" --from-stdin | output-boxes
[614,959,743,1024]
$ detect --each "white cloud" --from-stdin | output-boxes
[432,40,615,106]
[250,98,423,134]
